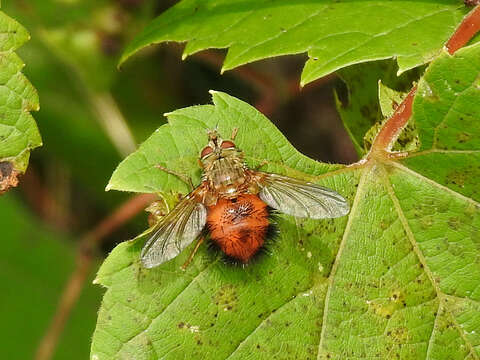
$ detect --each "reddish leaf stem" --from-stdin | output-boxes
[370,5,480,157]
[82,193,157,245]
[446,5,480,54]
[369,85,417,157]
[35,193,156,360]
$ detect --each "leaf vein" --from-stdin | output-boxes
[313,8,451,73]
[382,164,479,359]
[223,283,321,360]
[316,165,370,358]
[389,161,480,207]
[406,149,480,159]
[432,82,479,148]
[115,261,217,356]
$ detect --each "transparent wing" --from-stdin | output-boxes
[141,190,207,269]
[258,173,349,219]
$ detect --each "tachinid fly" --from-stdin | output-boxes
[141,129,350,268]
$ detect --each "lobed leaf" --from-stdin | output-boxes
[120,0,468,86]
[93,44,480,359]
[402,42,480,202]
[107,90,339,194]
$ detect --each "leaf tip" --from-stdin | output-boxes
[209,89,225,104]
[118,48,133,69]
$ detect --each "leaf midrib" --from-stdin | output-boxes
[316,162,371,358]
[406,149,480,158]
[314,158,479,359]
[391,161,480,207]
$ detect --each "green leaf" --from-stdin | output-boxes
[93,72,479,358]
[0,193,102,360]
[378,81,407,119]
[0,9,41,191]
[402,43,480,202]
[119,0,468,86]
[336,60,421,156]
[107,90,340,194]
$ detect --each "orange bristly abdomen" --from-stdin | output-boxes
[207,194,270,263]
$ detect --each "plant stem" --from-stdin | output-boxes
[446,5,480,54]
[369,5,480,157]
[368,86,417,157]
[89,92,137,157]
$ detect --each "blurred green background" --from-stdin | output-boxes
[0,1,357,359]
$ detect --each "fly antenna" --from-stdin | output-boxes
[206,120,220,139]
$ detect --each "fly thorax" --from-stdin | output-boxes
[207,157,246,195]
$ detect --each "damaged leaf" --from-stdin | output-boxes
[0,9,42,193]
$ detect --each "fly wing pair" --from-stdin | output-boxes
[141,173,350,268]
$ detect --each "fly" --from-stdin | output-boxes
[141,128,350,269]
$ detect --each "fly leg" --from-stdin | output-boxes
[181,235,205,270]
[254,160,269,171]
[155,164,194,191]
[231,127,239,140]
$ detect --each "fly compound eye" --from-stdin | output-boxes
[200,146,214,158]
[220,140,235,149]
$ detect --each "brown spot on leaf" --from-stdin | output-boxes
[0,161,20,194]
[457,132,471,143]
[448,217,460,230]
[214,284,238,310]
[446,170,467,187]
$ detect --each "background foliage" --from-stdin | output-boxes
[1,0,478,359]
